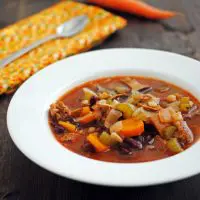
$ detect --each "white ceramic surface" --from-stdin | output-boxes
[7,48,200,187]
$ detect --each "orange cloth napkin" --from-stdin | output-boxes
[0,0,126,94]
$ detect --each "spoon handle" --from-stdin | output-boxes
[0,34,59,68]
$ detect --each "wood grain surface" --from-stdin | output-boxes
[0,0,200,199]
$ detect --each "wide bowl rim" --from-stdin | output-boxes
[7,48,200,187]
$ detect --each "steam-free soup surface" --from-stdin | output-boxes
[49,76,200,163]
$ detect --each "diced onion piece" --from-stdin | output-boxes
[129,91,143,104]
[104,109,122,128]
[159,107,183,123]
[158,107,173,123]
[189,101,194,107]
[145,94,160,105]
[110,121,123,133]
[96,99,112,109]
[133,107,149,121]
[167,138,183,153]
[122,78,148,90]
[88,127,96,133]
[168,101,180,112]
[115,86,130,94]
[110,132,123,143]
[147,100,158,108]
[154,97,160,105]
[97,99,107,104]
[111,99,120,107]
[81,100,89,106]
[83,88,97,101]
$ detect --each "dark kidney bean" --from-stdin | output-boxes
[124,138,143,150]
[98,126,109,133]
[49,115,57,124]
[148,138,155,145]
[116,95,128,103]
[120,147,133,155]
[144,134,154,143]
[120,142,131,149]
[118,143,133,155]
[82,142,95,153]
[136,135,145,144]
[134,132,156,146]
[138,87,153,94]
[142,132,157,144]
[50,120,65,134]
[54,125,65,134]
[90,96,98,106]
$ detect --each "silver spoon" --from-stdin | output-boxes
[0,15,89,68]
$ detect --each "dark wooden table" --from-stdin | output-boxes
[1,0,200,199]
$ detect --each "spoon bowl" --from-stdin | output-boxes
[57,15,89,37]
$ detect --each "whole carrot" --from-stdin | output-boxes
[88,0,177,20]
